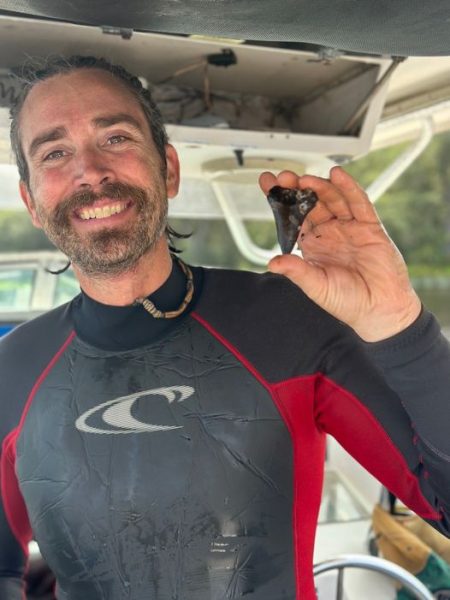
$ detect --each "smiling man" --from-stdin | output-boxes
[1,56,450,600]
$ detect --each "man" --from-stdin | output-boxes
[0,55,449,600]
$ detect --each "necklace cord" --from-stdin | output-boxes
[134,258,194,319]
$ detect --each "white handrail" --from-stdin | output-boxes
[366,118,434,203]
[208,176,281,266]
[314,554,434,600]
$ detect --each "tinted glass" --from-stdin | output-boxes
[0,267,35,311]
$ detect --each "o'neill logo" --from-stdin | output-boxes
[75,385,194,434]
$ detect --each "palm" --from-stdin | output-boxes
[300,217,413,330]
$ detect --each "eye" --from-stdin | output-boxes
[107,134,128,145]
[44,149,66,161]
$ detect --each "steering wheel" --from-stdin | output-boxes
[313,554,435,600]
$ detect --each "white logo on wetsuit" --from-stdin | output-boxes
[75,385,194,434]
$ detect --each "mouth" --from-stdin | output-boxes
[76,200,131,221]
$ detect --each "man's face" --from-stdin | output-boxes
[18,69,179,276]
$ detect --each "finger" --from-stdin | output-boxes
[259,171,336,228]
[330,166,380,223]
[302,203,335,230]
[297,173,354,221]
[259,171,278,195]
[277,170,301,188]
[259,170,300,195]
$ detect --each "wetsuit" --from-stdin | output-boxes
[1,261,449,600]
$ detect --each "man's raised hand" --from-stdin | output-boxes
[259,166,421,342]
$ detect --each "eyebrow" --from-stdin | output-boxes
[28,126,67,159]
[27,113,144,159]
[92,113,144,132]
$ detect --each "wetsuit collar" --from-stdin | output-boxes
[72,258,202,351]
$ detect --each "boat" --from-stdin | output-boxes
[0,3,449,598]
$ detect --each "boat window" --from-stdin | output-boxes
[0,266,35,311]
[53,270,80,307]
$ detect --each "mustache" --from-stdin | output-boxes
[52,182,147,223]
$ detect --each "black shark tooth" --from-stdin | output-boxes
[267,186,318,254]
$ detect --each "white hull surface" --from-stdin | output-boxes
[315,440,410,599]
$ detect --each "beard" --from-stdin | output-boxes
[34,181,168,277]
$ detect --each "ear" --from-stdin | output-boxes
[19,181,42,229]
[165,144,180,199]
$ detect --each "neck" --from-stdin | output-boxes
[73,239,173,306]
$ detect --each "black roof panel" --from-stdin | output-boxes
[0,0,449,57]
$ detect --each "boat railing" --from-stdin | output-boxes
[313,553,434,600]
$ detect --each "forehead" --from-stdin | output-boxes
[20,69,148,145]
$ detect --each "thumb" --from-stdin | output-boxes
[268,254,320,291]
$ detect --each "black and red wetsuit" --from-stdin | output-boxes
[1,261,450,599]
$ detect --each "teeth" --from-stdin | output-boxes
[79,202,126,220]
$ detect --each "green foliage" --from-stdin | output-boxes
[169,218,267,271]
[345,143,410,189]
[0,211,55,252]
[376,190,448,265]
[346,131,450,271]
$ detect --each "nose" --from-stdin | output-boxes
[73,146,115,189]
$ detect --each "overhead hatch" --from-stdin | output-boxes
[0,14,392,170]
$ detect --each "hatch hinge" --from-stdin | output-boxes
[101,26,133,40]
